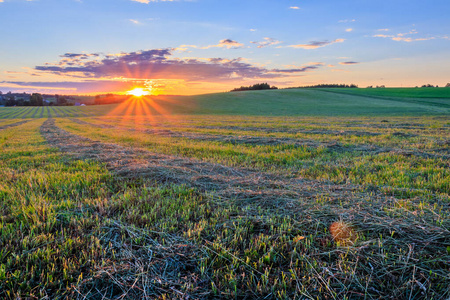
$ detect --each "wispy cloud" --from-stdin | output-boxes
[129,19,141,25]
[251,37,282,48]
[287,39,345,49]
[179,39,245,50]
[339,61,359,65]
[345,28,353,32]
[338,19,355,23]
[289,6,300,10]
[373,29,443,42]
[270,66,318,73]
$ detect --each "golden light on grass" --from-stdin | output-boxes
[127,87,150,97]
[330,221,357,246]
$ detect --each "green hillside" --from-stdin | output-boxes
[1,88,449,118]
[110,88,450,116]
[322,87,450,99]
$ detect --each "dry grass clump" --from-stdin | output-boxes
[329,221,358,246]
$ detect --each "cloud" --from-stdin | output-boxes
[287,39,345,49]
[392,37,435,42]
[339,61,359,65]
[271,66,318,73]
[215,39,244,49]
[339,19,355,23]
[251,37,282,48]
[345,28,353,32]
[129,19,141,25]
[377,28,390,32]
[179,39,245,50]
[289,6,300,9]
[60,53,99,58]
[373,29,442,42]
[34,49,321,83]
[250,29,257,32]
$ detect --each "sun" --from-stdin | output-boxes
[127,87,150,97]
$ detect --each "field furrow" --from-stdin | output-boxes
[0,119,31,130]
[54,106,70,117]
[46,106,52,118]
[50,106,61,118]
[29,106,40,118]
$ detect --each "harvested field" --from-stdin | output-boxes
[1,104,449,299]
[0,119,31,131]
[68,118,450,160]
[16,116,446,298]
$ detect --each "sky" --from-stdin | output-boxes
[0,0,449,95]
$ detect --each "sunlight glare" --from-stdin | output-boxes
[127,87,150,97]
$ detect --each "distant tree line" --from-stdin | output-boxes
[420,84,443,88]
[2,93,44,106]
[0,92,75,106]
[295,83,358,88]
[231,83,278,92]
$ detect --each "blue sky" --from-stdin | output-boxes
[0,0,449,95]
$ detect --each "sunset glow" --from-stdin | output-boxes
[0,1,449,95]
[127,88,151,97]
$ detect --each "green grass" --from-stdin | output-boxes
[123,89,449,116]
[323,87,450,99]
[59,116,450,198]
[0,89,449,298]
[1,118,449,299]
[0,106,93,119]
[1,88,449,119]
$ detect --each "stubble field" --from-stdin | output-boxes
[0,89,449,299]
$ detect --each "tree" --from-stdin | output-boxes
[231,83,278,92]
[445,83,450,87]
[30,93,43,106]
[57,96,67,105]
